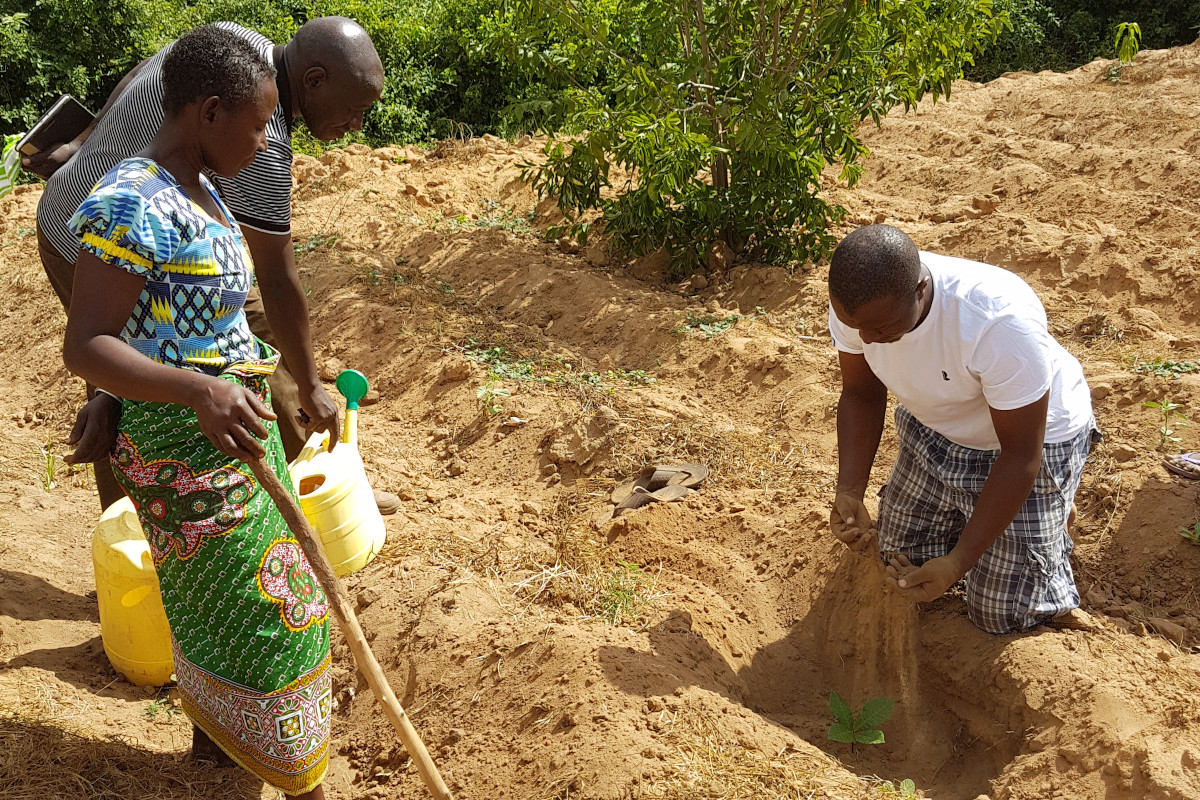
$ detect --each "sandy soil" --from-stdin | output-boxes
[3,43,1200,800]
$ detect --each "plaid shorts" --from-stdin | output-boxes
[877,406,1098,634]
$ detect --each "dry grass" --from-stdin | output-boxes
[644,714,872,800]
[0,710,260,800]
[600,407,816,496]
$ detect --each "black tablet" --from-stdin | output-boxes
[17,94,95,157]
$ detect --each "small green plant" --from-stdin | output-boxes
[476,381,511,415]
[597,561,658,626]
[1143,398,1187,450]
[877,778,918,798]
[142,697,181,721]
[1106,22,1142,82]
[465,344,537,380]
[37,441,59,491]
[292,233,339,260]
[1179,523,1200,546]
[1133,358,1200,379]
[1114,22,1142,64]
[437,281,455,294]
[827,691,894,748]
[675,312,742,338]
[450,200,536,233]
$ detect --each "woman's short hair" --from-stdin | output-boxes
[161,25,276,117]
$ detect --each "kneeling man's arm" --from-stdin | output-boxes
[894,392,1048,600]
[831,352,888,553]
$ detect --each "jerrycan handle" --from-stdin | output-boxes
[336,369,370,446]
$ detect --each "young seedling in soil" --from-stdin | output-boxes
[1143,398,1187,450]
[827,691,894,749]
[674,311,742,338]
[1179,523,1200,546]
[877,778,918,798]
[37,438,60,492]
[142,697,180,721]
[476,381,511,416]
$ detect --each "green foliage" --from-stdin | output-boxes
[142,696,182,720]
[293,233,339,260]
[1114,21,1141,63]
[449,200,536,233]
[1132,358,1200,379]
[36,438,60,492]
[465,343,537,380]
[0,0,143,132]
[0,0,559,146]
[827,691,893,746]
[475,380,511,415]
[877,778,919,799]
[1143,398,1187,451]
[1179,522,1200,546]
[968,1,1199,82]
[508,0,1006,273]
[597,560,657,626]
[675,312,741,338]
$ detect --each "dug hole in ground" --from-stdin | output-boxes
[3,42,1200,800]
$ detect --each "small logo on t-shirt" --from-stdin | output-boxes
[941,370,949,381]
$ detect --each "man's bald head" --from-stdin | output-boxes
[828,224,922,315]
[286,16,384,140]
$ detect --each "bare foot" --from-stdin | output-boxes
[1044,607,1101,632]
[190,726,236,767]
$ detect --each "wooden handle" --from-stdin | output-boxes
[247,456,454,800]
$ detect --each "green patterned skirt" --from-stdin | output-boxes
[111,362,331,795]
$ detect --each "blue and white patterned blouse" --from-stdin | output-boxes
[69,157,259,375]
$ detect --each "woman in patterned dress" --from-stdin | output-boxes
[62,25,331,798]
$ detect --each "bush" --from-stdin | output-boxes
[511,0,1007,273]
[967,0,1200,81]
[0,0,556,147]
[0,0,145,132]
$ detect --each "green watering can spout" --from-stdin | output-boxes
[335,369,369,446]
[336,369,370,410]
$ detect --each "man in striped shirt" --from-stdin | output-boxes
[28,18,385,512]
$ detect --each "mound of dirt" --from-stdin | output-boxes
[4,45,1200,800]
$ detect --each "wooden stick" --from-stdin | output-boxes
[246,456,454,800]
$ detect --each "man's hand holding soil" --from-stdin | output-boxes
[829,491,878,555]
[885,553,968,603]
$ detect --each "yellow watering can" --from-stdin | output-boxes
[288,369,387,577]
[91,370,386,685]
[91,497,175,686]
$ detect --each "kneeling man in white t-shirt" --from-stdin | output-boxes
[826,225,1097,634]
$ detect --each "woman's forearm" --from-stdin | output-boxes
[63,332,212,408]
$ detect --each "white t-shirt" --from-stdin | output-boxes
[828,252,1092,450]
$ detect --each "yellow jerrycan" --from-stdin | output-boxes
[287,369,387,577]
[91,497,174,686]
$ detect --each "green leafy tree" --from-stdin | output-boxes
[0,0,146,132]
[505,0,1007,274]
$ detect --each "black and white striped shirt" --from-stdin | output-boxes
[38,22,294,263]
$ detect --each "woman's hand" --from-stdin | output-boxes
[190,377,278,461]
[298,384,340,451]
[65,392,122,464]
